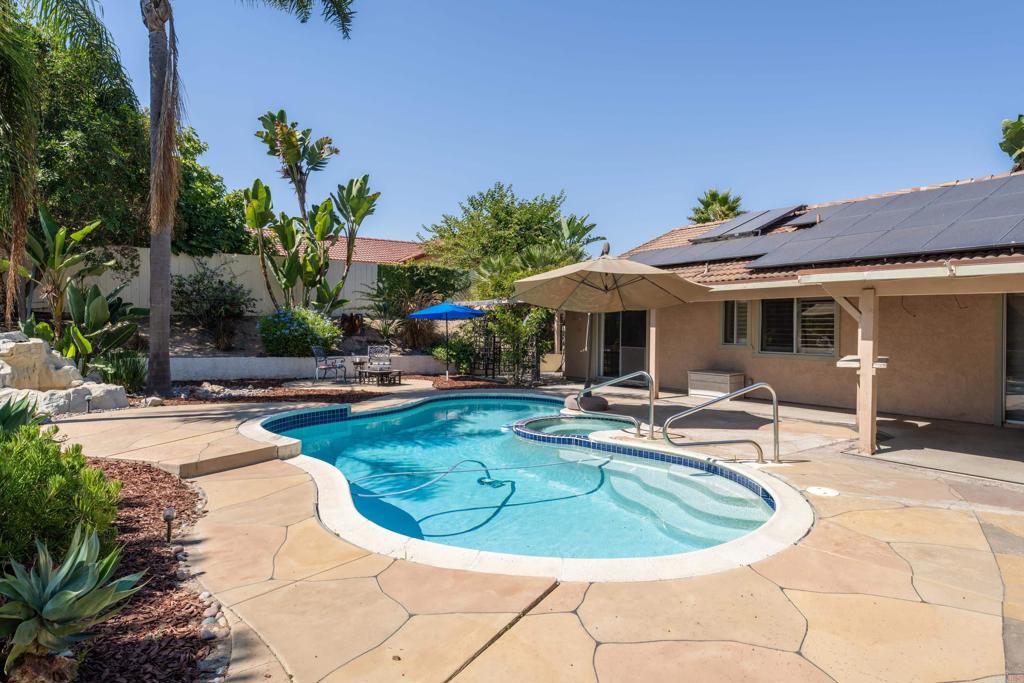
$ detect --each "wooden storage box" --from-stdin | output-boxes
[687,370,746,398]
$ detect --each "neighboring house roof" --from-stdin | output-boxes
[270,235,426,264]
[327,237,426,264]
[624,171,1024,285]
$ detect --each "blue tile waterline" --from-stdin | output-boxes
[265,394,775,559]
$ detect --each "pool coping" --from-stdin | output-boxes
[238,391,814,582]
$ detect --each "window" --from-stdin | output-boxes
[759,298,836,355]
[723,301,749,345]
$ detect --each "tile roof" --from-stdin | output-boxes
[327,237,425,264]
[623,171,1024,284]
[270,235,426,264]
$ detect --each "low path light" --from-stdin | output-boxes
[163,507,177,543]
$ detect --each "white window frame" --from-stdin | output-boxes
[722,300,749,346]
[757,297,837,357]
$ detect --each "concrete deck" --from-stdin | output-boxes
[57,385,1024,682]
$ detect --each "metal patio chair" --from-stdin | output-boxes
[312,345,347,382]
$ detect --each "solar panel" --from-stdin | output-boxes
[745,175,1024,269]
[747,237,834,269]
[784,204,843,227]
[931,177,1007,203]
[991,173,1024,196]
[921,215,1024,252]
[893,199,977,229]
[795,231,888,264]
[852,224,947,260]
[723,205,803,237]
[690,212,767,242]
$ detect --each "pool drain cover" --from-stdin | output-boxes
[806,486,839,497]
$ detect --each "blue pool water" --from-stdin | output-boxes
[281,397,772,559]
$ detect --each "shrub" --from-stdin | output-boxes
[172,260,257,350]
[0,427,120,564]
[0,397,45,433]
[93,349,148,393]
[0,525,143,677]
[258,307,341,357]
[432,337,475,374]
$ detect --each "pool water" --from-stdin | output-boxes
[282,397,772,559]
[527,415,634,436]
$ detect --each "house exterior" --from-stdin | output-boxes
[562,171,1024,453]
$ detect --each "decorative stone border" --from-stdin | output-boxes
[241,391,814,582]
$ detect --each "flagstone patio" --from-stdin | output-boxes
[57,389,1024,682]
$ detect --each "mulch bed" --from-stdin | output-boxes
[427,375,508,391]
[78,460,207,683]
[148,380,385,406]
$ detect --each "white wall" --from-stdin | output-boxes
[49,247,379,315]
[171,354,445,381]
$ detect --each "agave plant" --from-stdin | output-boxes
[0,526,144,679]
[0,397,44,433]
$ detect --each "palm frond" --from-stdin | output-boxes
[23,0,134,100]
[244,0,356,38]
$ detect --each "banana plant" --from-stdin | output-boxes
[0,207,113,337]
[57,282,146,373]
[0,525,144,676]
[255,110,338,222]
[330,174,380,304]
[245,179,282,310]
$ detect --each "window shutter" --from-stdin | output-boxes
[798,299,835,354]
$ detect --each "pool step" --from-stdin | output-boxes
[606,470,768,540]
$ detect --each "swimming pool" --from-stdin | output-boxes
[272,395,774,560]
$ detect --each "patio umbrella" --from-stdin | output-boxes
[513,254,708,392]
[408,302,486,380]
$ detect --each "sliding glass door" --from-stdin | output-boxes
[1007,294,1024,423]
[600,311,647,378]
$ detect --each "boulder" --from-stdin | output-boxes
[0,336,81,391]
[565,393,609,412]
[0,336,129,414]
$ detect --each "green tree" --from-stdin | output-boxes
[1000,115,1024,172]
[1,0,125,325]
[35,28,148,247]
[689,188,744,224]
[420,182,602,271]
[174,126,249,255]
[140,0,359,394]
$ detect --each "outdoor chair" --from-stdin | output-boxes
[312,345,347,382]
[366,345,392,371]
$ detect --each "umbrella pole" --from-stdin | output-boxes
[445,317,450,381]
[583,312,593,394]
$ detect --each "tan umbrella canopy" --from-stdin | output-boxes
[514,255,708,396]
[513,255,708,312]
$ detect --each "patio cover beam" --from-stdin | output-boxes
[856,287,880,455]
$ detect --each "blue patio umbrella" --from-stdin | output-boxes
[408,303,486,379]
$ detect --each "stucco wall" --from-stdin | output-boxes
[564,294,1002,425]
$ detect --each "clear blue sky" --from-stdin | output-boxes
[101,0,1022,255]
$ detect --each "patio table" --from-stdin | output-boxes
[357,368,403,386]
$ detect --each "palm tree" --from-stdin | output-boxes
[1,0,122,326]
[689,188,744,224]
[140,0,358,394]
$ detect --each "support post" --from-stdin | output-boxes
[856,288,879,454]
[648,309,660,399]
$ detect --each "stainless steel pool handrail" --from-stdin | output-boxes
[661,382,780,463]
[575,370,656,439]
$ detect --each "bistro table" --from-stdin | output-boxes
[357,368,403,386]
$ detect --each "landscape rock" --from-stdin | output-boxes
[144,396,164,407]
[0,337,129,414]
